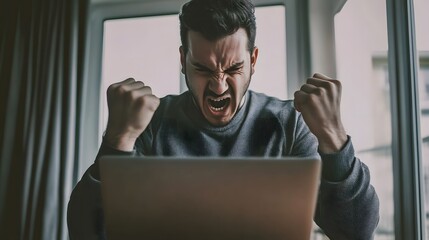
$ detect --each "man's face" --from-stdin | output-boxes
[180,28,258,126]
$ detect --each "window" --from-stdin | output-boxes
[101,15,182,133]
[100,5,287,131]
[84,0,426,238]
[419,55,429,110]
[333,0,429,238]
[334,0,394,238]
[251,5,287,100]
[371,52,429,238]
[413,0,429,237]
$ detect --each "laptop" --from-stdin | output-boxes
[99,156,321,240]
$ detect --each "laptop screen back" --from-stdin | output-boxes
[99,156,321,240]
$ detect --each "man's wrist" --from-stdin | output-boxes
[319,135,354,181]
[317,130,348,154]
[103,131,137,151]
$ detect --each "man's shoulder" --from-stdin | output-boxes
[247,90,295,115]
[160,91,189,103]
[157,91,190,111]
[151,91,191,121]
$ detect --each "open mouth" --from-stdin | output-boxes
[208,97,231,112]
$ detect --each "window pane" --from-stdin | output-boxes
[413,0,429,238]
[252,5,287,100]
[334,0,394,239]
[100,6,287,132]
[101,15,182,132]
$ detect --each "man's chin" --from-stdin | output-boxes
[207,118,232,127]
[203,111,233,127]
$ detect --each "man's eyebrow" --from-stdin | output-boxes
[226,61,244,70]
[191,62,213,71]
[191,61,244,71]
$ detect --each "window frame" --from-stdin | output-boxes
[386,0,426,239]
[419,53,429,112]
[80,0,428,239]
[81,0,310,174]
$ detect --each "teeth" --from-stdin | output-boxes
[207,96,230,112]
[210,106,225,111]
[209,97,228,102]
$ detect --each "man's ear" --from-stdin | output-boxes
[251,46,259,75]
[179,46,185,74]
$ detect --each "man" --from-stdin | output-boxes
[68,0,379,239]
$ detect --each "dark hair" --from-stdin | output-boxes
[179,0,256,54]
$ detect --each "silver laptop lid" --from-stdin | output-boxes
[100,156,321,240]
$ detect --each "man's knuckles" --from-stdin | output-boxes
[331,79,342,91]
[111,84,151,101]
[147,96,160,112]
[323,79,341,93]
[312,77,341,89]
[134,94,159,111]
[128,88,144,100]
[109,84,128,96]
[308,86,325,97]
[294,89,325,109]
[293,91,310,110]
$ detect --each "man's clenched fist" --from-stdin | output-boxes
[294,73,347,154]
[104,78,160,151]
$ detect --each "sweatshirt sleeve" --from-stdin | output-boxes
[67,165,106,240]
[67,139,140,240]
[292,114,379,239]
[315,141,380,240]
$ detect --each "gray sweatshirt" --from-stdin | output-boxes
[68,90,379,239]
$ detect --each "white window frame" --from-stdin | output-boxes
[79,0,310,175]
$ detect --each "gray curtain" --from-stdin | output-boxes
[0,0,88,239]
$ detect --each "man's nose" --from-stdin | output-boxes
[209,72,229,95]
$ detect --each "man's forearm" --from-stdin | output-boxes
[315,158,380,239]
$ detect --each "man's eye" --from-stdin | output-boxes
[227,68,241,74]
[196,68,210,73]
